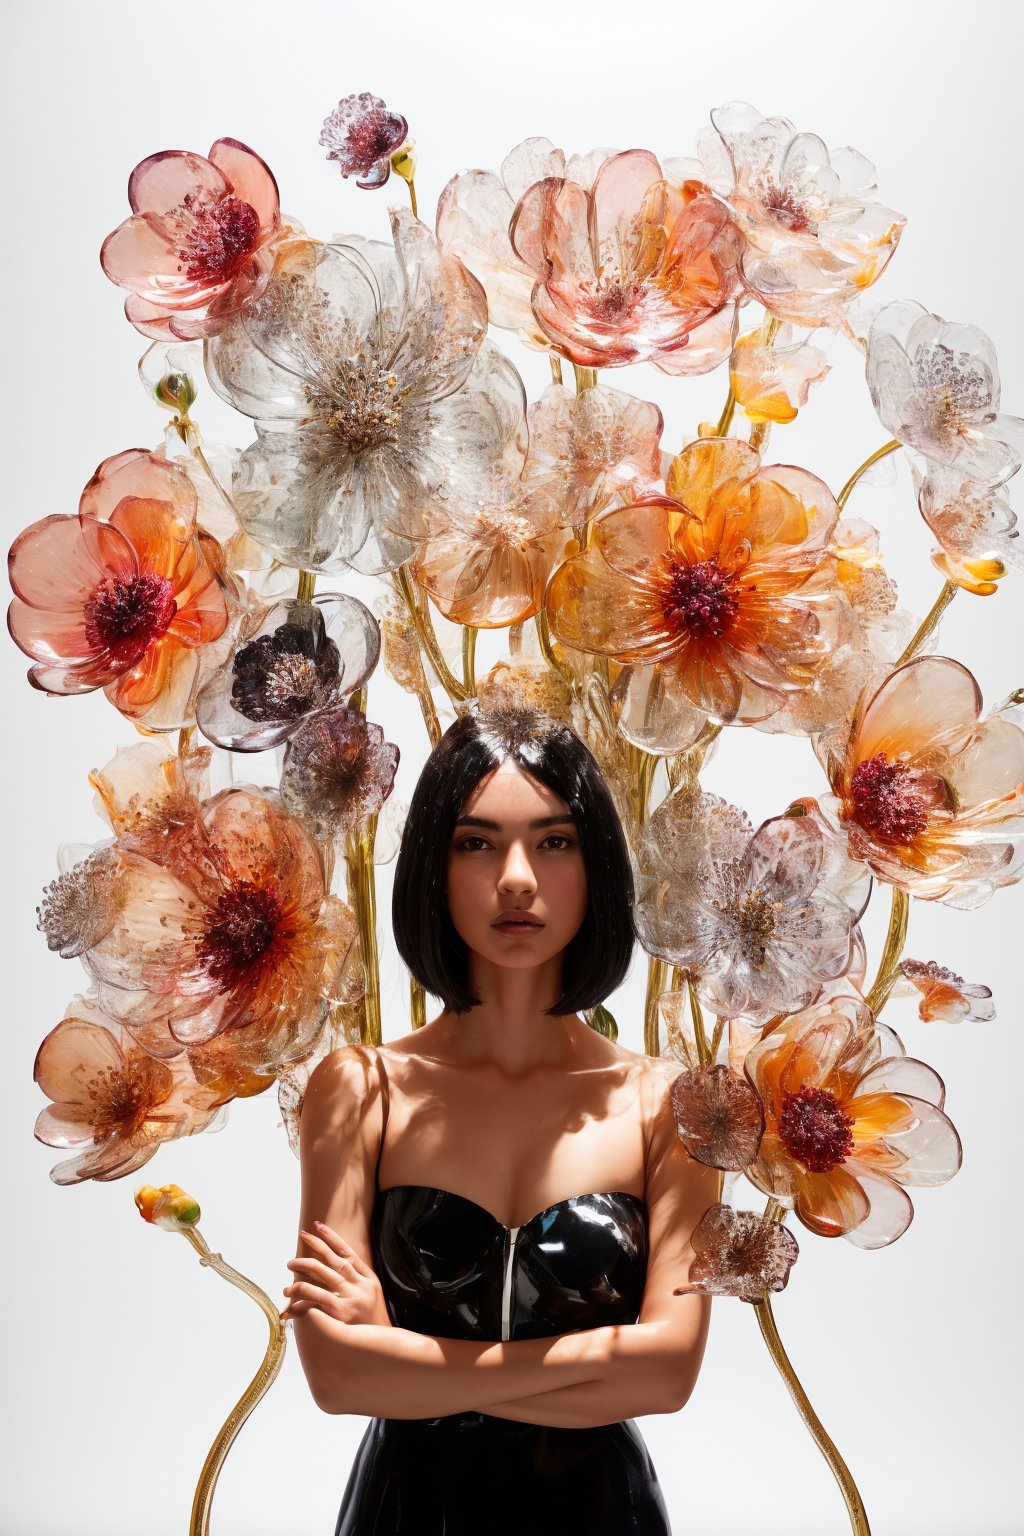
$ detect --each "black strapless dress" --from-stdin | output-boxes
[335,1056,672,1535]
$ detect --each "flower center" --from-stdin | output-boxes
[84,572,177,667]
[174,194,261,283]
[197,881,282,987]
[778,1085,854,1173]
[756,179,815,235]
[231,622,341,722]
[716,891,778,965]
[580,263,644,324]
[86,1056,171,1141]
[849,752,930,844]
[303,353,404,459]
[664,558,739,637]
[911,342,992,432]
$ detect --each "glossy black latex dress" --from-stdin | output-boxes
[335,1055,672,1535]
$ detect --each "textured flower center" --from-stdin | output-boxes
[85,1057,170,1141]
[231,622,341,722]
[580,264,644,324]
[849,752,930,844]
[175,194,261,283]
[911,342,991,431]
[664,558,739,637]
[84,572,177,666]
[756,179,815,234]
[718,891,778,965]
[303,353,404,458]
[197,882,282,986]
[778,1085,854,1173]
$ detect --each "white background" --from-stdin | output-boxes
[3,1,1022,1532]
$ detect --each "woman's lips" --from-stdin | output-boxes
[492,917,545,934]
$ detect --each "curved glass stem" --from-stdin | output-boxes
[836,440,902,511]
[572,363,598,393]
[395,565,470,703]
[345,684,382,1046]
[549,355,564,386]
[643,957,668,1056]
[865,887,910,1015]
[462,625,477,696]
[895,580,958,667]
[296,569,317,602]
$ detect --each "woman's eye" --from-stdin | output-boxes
[456,836,488,851]
[543,835,574,850]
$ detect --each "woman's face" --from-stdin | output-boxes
[445,760,588,972]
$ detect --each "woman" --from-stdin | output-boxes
[283,705,717,1534]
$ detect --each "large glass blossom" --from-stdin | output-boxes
[204,208,527,576]
[696,101,906,326]
[507,148,744,370]
[634,786,868,1024]
[546,436,850,753]
[33,994,224,1185]
[743,989,962,1248]
[865,300,1024,488]
[828,655,1024,906]
[101,138,290,341]
[8,449,238,730]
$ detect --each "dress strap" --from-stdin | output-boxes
[374,1049,391,1190]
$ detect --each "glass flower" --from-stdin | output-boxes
[280,705,399,842]
[697,101,906,326]
[319,92,408,189]
[913,462,1023,596]
[865,300,1024,488]
[33,994,224,1186]
[100,138,289,341]
[728,319,830,424]
[436,137,613,345]
[896,960,995,1023]
[743,989,962,1247]
[829,655,1024,906]
[37,847,125,959]
[195,593,380,752]
[204,210,528,576]
[634,786,868,1025]
[135,1182,201,1229]
[546,436,850,753]
[507,148,744,370]
[7,449,239,731]
[670,1064,765,1169]
[673,1203,800,1302]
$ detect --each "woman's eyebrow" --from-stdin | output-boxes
[454,814,577,830]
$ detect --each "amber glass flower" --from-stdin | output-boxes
[204,210,527,576]
[546,436,849,752]
[33,994,223,1185]
[101,138,288,341]
[319,92,408,188]
[729,319,829,424]
[896,960,995,1023]
[830,655,1024,906]
[698,101,905,325]
[744,990,962,1247]
[508,148,743,370]
[913,463,1022,596]
[7,449,238,730]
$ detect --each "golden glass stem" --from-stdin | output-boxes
[643,956,668,1056]
[346,810,382,1046]
[395,565,470,704]
[296,569,317,602]
[549,355,564,386]
[687,978,710,1065]
[715,383,737,437]
[178,1225,288,1536]
[572,363,598,393]
[535,607,577,690]
[410,974,427,1029]
[707,1014,724,1066]
[865,887,910,1015]
[178,725,194,757]
[895,580,958,667]
[836,439,902,511]
[462,625,477,696]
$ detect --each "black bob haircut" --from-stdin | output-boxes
[392,704,637,1017]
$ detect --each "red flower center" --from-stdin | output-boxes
[664,558,739,637]
[850,752,930,844]
[84,572,177,667]
[778,1085,854,1173]
[197,881,283,987]
[176,194,261,283]
[761,182,814,235]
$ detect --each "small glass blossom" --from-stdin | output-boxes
[744,989,962,1247]
[895,960,995,1023]
[37,848,125,959]
[634,787,869,1025]
[670,1065,765,1169]
[101,138,291,341]
[280,705,399,842]
[195,594,380,752]
[204,210,528,576]
[697,101,906,326]
[866,300,1024,488]
[33,994,224,1186]
[7,449,238,730]
[507,148,744,370]
[547,436,851,753]
[913,462,1023,596]
[728,319,830,424]
[135,1182,201,1229]
[319,92,408,189]
[674,1203,800,1302]
[828,655,1024,907]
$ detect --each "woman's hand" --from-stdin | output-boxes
[282,1221,392,1327]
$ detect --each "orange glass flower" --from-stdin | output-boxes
[545,436,849,752]
[7,449,237,731]
[100,138,287,340]
[744,989,962,1247]
[896,959,995,1023]
[829,655,1024,906]
[508,148,743,370]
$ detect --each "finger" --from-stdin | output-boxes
[284,1280,339,1309]
[309,1224,375,1277]
[288,1256,353,1286]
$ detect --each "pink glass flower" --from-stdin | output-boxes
[670,1065,765,1169]
[7,448,238,731]
[319,92,408,189]
[674,1203,800,1302]
[280,705,399,842]
[101,138,288,341]
[698,101,906,326]
[896,960,995,1023]
[508,149,744,370]
[33,994,224,1186]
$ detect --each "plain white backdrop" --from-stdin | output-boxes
[3,1,1022,1532]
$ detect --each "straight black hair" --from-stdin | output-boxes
[392,704,636,1017]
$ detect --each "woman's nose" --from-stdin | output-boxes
[497,841,537,893]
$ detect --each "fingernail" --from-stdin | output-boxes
[314,1220,327,1230]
